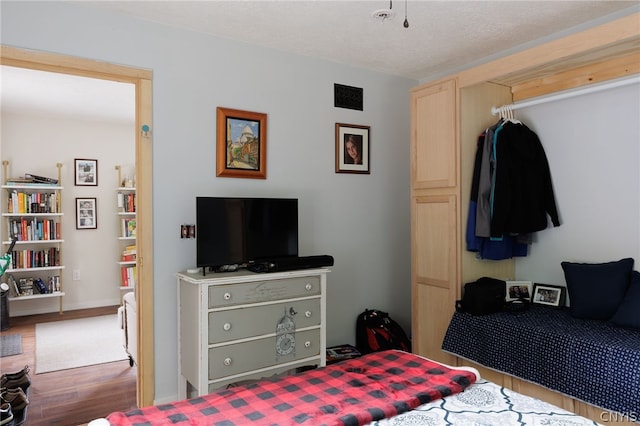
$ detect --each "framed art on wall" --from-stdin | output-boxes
[216,107,267,179]
[335,123,370,174]
[76,197,97,229]
[74,159,98,186]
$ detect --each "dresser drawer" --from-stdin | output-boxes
[209,298,321,343]
[208,276,321,307]
[208,329,320,379]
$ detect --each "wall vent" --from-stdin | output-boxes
[334,84,363,111]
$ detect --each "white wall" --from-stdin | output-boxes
[515,80,640,290]
[2,1,414,403]
[1,112,135,315]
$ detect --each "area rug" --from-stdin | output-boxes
[1,334,23,357]
[35,314,126,373]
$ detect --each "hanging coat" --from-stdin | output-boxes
[466,131,528,260]
[490,121,561,238]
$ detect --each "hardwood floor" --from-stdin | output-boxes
[1,306,137,426]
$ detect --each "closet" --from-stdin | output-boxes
[410,12,639,422]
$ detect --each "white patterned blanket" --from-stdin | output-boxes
[369,379,602,426]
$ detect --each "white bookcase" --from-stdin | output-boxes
[115,165,136,291]
[1,161,65,313]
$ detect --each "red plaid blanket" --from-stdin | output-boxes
[107,350,476,426]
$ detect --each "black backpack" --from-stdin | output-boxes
[455,277,506,315]
[356,309,411,355]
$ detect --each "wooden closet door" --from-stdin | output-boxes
[411,79,457,189]
[411,195,457,365]
[410,79,459,365]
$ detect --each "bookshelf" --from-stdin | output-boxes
[1,161,66,314]
[115,165,136,291]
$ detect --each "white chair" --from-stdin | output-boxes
[118,291,137,366]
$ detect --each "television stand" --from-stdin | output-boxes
[176,268,329,396]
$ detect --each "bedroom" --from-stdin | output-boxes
[1,0,639,421]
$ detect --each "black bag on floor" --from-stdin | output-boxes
[356,309,411,355]
[456,277,506,315]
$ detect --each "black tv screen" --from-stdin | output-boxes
[196,197,298,269]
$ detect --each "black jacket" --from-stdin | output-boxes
[490,121,561,238]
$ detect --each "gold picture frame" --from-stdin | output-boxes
[216,107,267,179]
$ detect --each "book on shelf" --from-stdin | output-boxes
[122,252,136,262]
[122,244,137,262]
[117,192,136,213]
[121,265,137,287]
[121,218,137,238]
[24,173,59,184]
[18,278,34,296]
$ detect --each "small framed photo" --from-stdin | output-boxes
[532,283,566,307]
[506,280,533,301]
[74,159,98,186]
[216,107,267,179]
[76,197,97,229]
[335,123,370,174]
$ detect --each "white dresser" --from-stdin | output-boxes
[176,268,328,397]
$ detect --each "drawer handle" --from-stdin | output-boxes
[305,311,312,318]
[223,292,231,300]
[305,283,312,291]
[224,358,232,366]
[304,341,311,348]
[223,323,232,331]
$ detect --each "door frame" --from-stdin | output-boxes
[0,45,155,407]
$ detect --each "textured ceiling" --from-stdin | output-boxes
[2,1,638,123]
[80,0,638,80]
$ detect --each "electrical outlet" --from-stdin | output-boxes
[73,269,81,281]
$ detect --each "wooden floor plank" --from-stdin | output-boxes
[1,306,137,426]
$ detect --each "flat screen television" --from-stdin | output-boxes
[196,197,298,271]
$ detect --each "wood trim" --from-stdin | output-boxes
[457,13,640,89]
[135,78,154,408]
[1,45,154,408]
[1,45,152,82]
[511,51,640,101]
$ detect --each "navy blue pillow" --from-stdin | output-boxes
[561,258,633,320]
[611,270,640,329]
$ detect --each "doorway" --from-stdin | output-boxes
[0,45,154,407]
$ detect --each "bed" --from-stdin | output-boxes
[101,350,601,425]
[442,304,640,417]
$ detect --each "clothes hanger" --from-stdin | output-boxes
[505,105,522,125]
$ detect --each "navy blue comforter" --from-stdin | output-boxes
[442,304,640,415]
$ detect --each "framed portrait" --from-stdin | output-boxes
[76,197,97,229]
[505,280,533,301]
[532,283,566,307]
[74,159,98,186]
[216,107,267,179]
[335,123,370,174]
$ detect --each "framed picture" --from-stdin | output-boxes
[532,283,566,307]
[74,159,98,186]
[216,107,267,179]
[76,197,97,229]
[505,280,533,301]
[335,123,370,174]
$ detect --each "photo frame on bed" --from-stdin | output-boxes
[505,280,533,301]
[532,283,566,307]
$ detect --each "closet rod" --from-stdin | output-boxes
[491,75,640,115]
